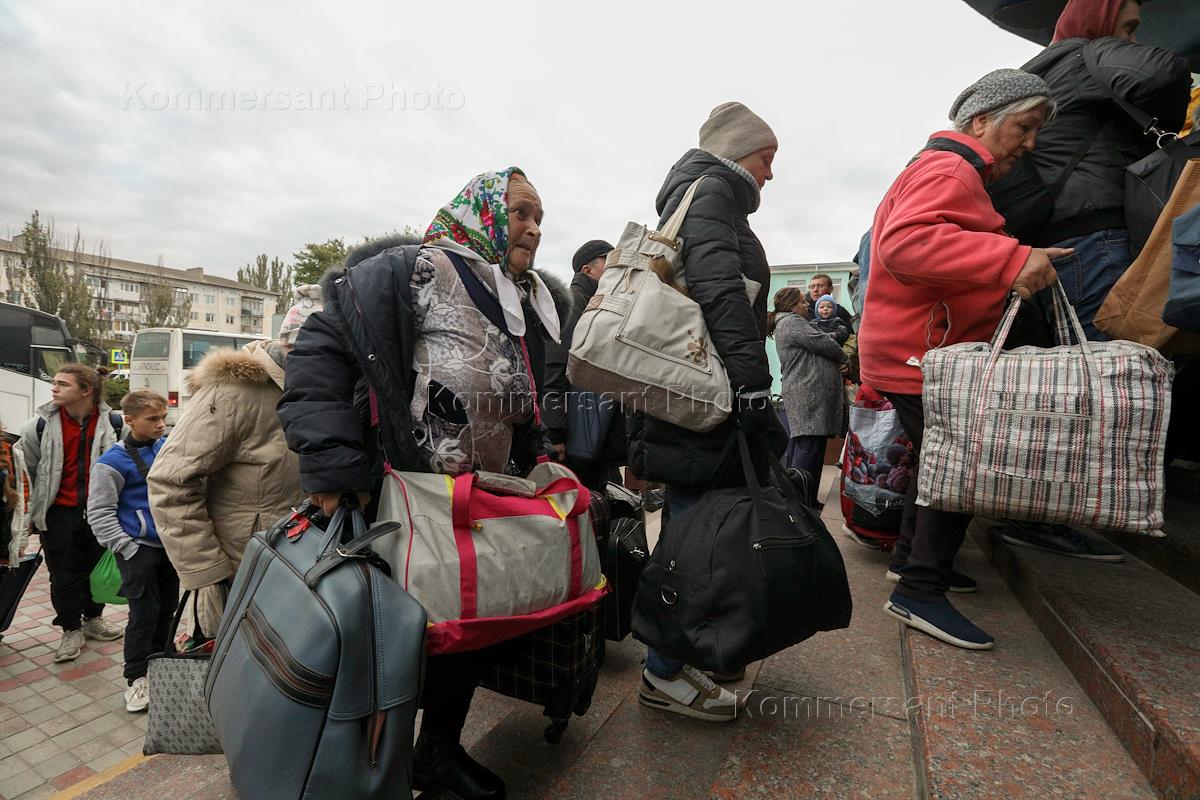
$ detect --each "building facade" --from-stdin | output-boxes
[0,236,276,344]
[766,261,858,395]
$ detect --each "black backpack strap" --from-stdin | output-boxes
[37,411,122,441]
[444,251,515,339]
[915,137,989,174]
[122,438,151,479]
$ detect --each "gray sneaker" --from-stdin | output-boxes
[54,629,85,663]
[82,616,123,641]
[997,522,1126,562]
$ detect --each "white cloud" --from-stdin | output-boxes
[0,0,1041,282]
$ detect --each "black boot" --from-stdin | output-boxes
[413,731,506,800]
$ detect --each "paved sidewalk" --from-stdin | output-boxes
[0,565,143,800]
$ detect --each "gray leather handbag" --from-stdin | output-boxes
[205,503,427,799]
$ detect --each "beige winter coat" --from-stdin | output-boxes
[148,340,302,591]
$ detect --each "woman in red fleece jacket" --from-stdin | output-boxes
[860,69,1067,651]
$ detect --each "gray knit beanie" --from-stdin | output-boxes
[698,102,779,162]
[949,69,1051,127]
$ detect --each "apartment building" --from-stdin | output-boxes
[0,236,276,342]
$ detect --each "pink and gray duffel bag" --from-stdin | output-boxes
[375,462,608,655]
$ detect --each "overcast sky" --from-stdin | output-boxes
[0,1,1044,283]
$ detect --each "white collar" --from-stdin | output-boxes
[428,240,561,343]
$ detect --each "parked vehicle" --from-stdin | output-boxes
[130,328,267,424]
[0,302,76,426]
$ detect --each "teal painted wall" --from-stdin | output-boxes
[766,263,856,395]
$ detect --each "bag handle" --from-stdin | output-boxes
[658,177,708,242]
[966,281,1101,501]
[163,589,203,655]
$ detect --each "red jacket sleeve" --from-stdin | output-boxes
[876,159,1030,291]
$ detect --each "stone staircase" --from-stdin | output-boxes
[973,460,1200,800]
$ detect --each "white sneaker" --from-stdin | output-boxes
[638,665,739,722]
[124,677,150,712]
[53,629,85,663]
[82,616,123,641]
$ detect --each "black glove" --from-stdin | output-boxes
[734,394,775,438]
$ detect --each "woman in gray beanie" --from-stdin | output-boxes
[857,69,1068,652]
[630,102,782,722]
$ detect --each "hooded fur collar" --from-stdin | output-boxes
[187,339,284,393]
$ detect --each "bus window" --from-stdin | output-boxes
[133,332,171,360]
[0,312,33,375]
[33,348,72,381]
[182,333,239,369]
[31,323,68,347]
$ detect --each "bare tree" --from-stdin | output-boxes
[140,256,192,328]
[10,213,99,344]
[59,228,101,345]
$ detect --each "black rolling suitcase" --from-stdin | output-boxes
[1,552,42,644]
[478,603,605,744]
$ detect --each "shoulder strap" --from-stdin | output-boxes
[122,438,151,479]
[109,411,123,438]
[659,177,708,240]
[1079,45,1177,148]
[916,137,988,173]
[37,417,45,440]
[444,251,514,338]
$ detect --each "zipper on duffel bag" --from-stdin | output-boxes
[751,536,815,551]
[243,603,334,708]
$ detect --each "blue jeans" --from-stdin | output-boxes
[1047,228,1132,342]
[646,487,703,679]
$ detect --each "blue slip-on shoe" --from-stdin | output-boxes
[996,522,1126,563]
[883,591,994,650]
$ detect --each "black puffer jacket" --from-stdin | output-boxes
[1016,37,1190,245]
[279,236,569,497]
[628,149,783,487]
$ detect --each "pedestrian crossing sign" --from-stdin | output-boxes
[110,349,128,364]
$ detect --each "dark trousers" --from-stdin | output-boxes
[784,435,827,481]
[569,463,620,494]
[882,393,973,601]
[41,505,105,630]
[420,649,491,743]
[115,545,180,683]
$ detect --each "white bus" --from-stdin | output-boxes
[130,328,268,424]
[0,302,77,429]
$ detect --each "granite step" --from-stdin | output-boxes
[977,519,1200,800]
[899,525,1157,799]
[1098,462,1200,597]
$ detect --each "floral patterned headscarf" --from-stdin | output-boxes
[423,167,524,267]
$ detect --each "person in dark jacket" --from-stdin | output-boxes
[541,239,627,489]
[279,168,570,800]
[634,102,782,723]
[989,0,1190,562]
[994,0,1190,335]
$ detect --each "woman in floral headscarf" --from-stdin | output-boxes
[279,167,571,800]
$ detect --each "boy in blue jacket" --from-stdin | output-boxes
[87,389,173,713]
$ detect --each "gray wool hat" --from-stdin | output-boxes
[698,102,779,162]
[949,68,1051,127]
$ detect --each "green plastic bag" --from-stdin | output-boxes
[90,549,127,605]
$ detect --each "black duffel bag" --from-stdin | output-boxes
[632,426,852,674]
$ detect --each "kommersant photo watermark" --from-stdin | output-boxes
[734,690,1076,721]
[121,82,465,112]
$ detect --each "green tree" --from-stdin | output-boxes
[59,229,101,345]
[140,257,192,328]
[12,214,100,344]
[16,210,67,315]
[238,254,294,315]
[292,239,347,286]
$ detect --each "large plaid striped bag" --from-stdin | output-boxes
[916,283,1174,535]
[374,461,608,655]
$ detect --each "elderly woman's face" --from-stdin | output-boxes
[972,104,1047,180]
[506,174,542,274]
